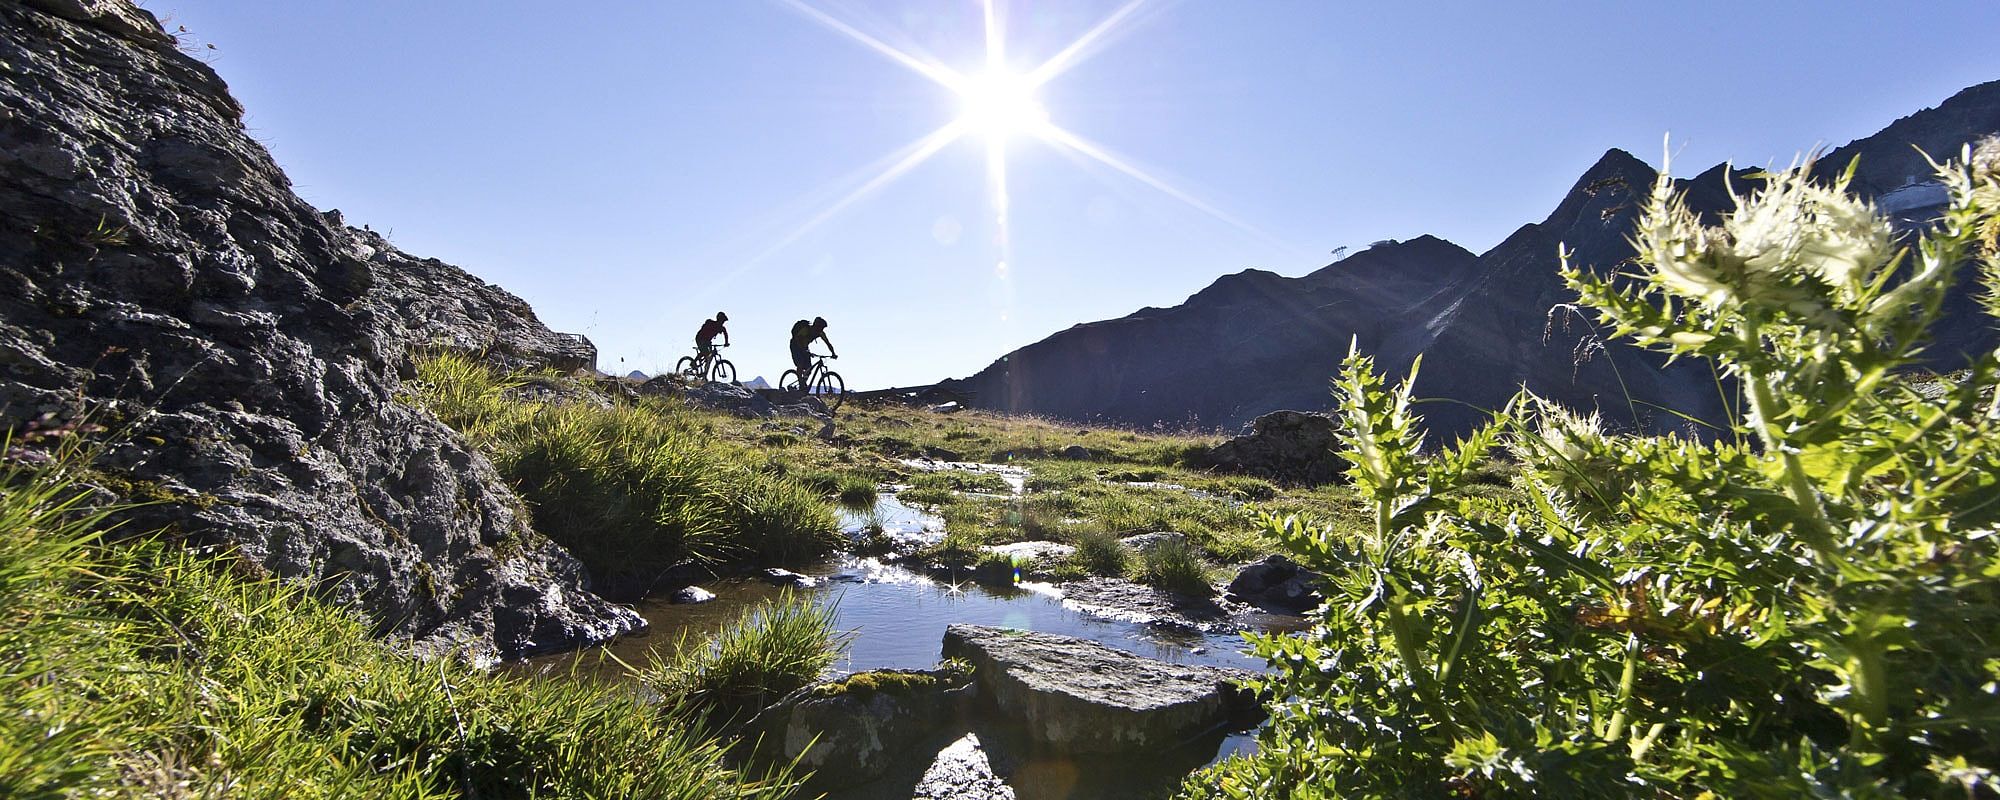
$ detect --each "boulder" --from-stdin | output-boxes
[1060,444,1095,460]
[1201,411,1349,485]
[0,2,635,661]
[1224,555,1324,613]
[741,665,975,791]
[940,625,1256,754]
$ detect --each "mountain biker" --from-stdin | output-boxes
[695,312,730,360]
[789,316,835,379]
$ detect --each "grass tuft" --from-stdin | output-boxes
[1135,538,1214,596]
[1068,529,1130,577]
[638,591,849,725]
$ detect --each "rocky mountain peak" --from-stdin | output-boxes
[950,82,2000,436]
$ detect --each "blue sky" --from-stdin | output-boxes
[153,1,1999,387]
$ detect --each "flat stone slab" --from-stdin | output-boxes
[941,624,1255,754]
[1057,577,1241,632]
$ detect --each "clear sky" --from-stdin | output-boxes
[151,1,1999,388]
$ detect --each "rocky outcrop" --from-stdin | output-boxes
[942,81,2000,437]
[940,625,1257,754]
[347,223,597,373]
[1200,410,1348,484]
[0,0,637,660]
[742,666,975,791]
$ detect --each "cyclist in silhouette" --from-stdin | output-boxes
[695,312,730,360]
[789,316,835,379]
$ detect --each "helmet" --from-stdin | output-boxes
[716,312,728,322]
[813,316,828,329]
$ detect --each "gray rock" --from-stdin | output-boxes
[912,733,1014,800]
[1060,444,1095,460]
[1057,577,1239,632]
[941,625,1256,754]
[1224,555,1324,613]
[670,586,716,604]
[1201,411,1349,485]
[1118,531,1188,556]
[742,666,975,791]
[760,568,821,588]
[0,2,635,662]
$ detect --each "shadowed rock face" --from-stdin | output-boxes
[742,666,977,792]
[946,81,2000,437]
[945,235,1480,430]
[0,1,638,660]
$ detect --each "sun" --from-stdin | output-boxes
[957,68,1049,141]
[740,0,1288,287]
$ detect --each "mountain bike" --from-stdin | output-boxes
[674,344,737,385]
[779,351,844,412]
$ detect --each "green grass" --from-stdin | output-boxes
[913,530,986,569]
[793,469,880,509]
[0,457,792,799]
[828,405,1222,466]
[1134,537,1214,596]
[1068,529,1129,577]
[906,470,1014,494]
[407,353,840,591]
[897,486,957,508]
[637,591,849,725]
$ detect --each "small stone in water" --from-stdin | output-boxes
[672,586,716,604]
[760,568,822,588]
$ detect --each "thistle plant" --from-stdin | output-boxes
[1186,142,2000,799]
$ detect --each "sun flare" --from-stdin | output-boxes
[747,0,1286,288]
[957,69,1050,141]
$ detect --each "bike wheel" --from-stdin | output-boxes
[674,356,697,379]
[815,370,845,412]
[710,359,737,385]
[779,370,802,392]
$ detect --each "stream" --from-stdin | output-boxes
[521,463,1303,798]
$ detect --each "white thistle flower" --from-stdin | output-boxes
[1635,160,1892,323]
[1724,168,1892,305]
[1532,399,1604,466]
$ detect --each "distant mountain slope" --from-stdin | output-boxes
[943,80,2000,435]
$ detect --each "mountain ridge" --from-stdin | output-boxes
[942,81,2000,435]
